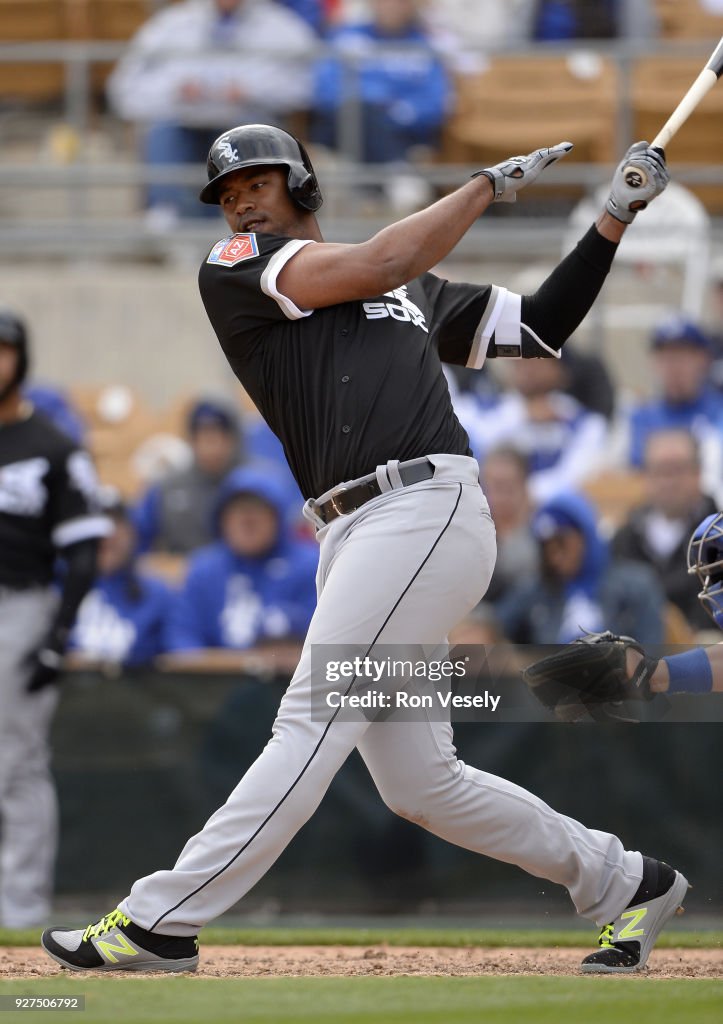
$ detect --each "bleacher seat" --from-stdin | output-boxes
[70,383,160,497]
[632,54,723,211]
[0,0,66,100]
[582,469,647,531]
[442,54,618,168]
[663,601,697,644]
[0,1,158,101]
[82,0,157,90]
[136,551,188,586]
[654,0,723,40]
[0,0,65,39]
[83,0,152,40]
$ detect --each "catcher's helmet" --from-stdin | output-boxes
[687,511,723,628]
[0,308,28,392]
[200,124,322,211]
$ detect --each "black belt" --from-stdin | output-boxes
[313,458,435,525]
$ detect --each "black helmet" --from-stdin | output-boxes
[0,308,28,393]
[200,123,323,210]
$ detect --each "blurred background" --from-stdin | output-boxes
[0,0,721,925]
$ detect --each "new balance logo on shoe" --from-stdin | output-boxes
[95,933,140,964]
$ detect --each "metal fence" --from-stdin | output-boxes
[1,38,723,255]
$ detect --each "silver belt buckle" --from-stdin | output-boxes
[327,484,350,518]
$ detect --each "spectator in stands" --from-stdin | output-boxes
[506,267,616,419]
[611,430,717,632]
[481,446,539,603]
[278,0,336,32]
[422,1,535,72]
[70,493,173,667]
[165,466,317,652]
[243,415,305,518]
[107,0,316,223]
[623,313,723,503]
[311,0,451,206]
[134,398,243,554]
[559,343,616,420]
[532,0,618,39]
[459,357,609,505]
[22,384,86,445]
[448,343,615,422]
[496,491,664,645]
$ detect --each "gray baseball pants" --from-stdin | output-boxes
[0,586,59,927]
[121,454,642,934]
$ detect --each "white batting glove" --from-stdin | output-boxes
[473,142,573,203]
[606,141,670,224]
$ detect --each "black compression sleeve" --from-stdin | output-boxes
[516,223,618,356]
[49,538,99,650]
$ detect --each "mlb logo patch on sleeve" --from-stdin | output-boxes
[207,233,259,267]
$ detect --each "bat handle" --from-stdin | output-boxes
[622,146,665,189]
[623,165,648,188]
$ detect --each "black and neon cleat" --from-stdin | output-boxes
[41,909,199,973]
[581,857,690,974]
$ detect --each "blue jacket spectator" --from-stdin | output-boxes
[496,491,665,645]
[165,466,318,651]
[455,358,608,505]
[278,0,330,32]
[244,415,305,513]
[70,497,172,666]
[24,383,86,445]
[133,398,244,555]
[311,0,451,164]
[532,0,617,39]
[624,314,723,504]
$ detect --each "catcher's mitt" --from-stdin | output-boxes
[521,630,659,723]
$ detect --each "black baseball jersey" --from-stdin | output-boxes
[199,232,500,500]
[0,409,109,588]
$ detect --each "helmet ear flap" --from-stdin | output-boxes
[288,167,319,210]
[288,138,322,211]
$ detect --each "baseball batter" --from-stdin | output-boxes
[43,127,686,975]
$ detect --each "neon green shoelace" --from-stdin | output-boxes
[82,909,131,943]
[598,923,615,949]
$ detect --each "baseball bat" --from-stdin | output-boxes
[623,35,723,188]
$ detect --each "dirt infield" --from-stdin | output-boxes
[2,945,721,980]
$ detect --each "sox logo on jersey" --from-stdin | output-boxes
[0,458,49,516]
[363,286,428,333]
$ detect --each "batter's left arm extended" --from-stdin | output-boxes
[481,142,670,363]
[440,146,669,369]
[435,224,630,369]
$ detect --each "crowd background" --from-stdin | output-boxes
[1,0,722,919]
